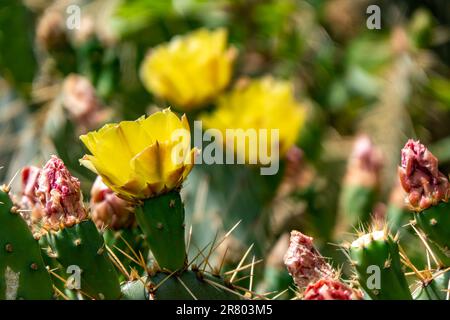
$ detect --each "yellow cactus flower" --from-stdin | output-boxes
[79,108,198,201]
[140,28,236,111]
[200,77,305,161]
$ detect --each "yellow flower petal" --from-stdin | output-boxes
[80,109,195,201]
[199,76,305,161]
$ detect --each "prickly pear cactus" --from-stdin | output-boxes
[0,187,53,300]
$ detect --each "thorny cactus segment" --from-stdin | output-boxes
[398,139,450,211]
[36,156,87,230]
[349,229,412,300]
[90,176,135,230]
[284,230,334,290]
[0,188,54,300]
[345,135,383,187]
[303,278,361,300]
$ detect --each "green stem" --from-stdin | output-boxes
[135,190,186,272]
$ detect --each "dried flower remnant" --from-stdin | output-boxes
[90,176,135,230]
[398,139,450,211]
[284,230,334,290]
[36,156,87,230]
[304,278,361,300]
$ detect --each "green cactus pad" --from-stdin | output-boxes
[0,189,53,300]
[46,219,121,299]
[349,230,412,300]
[414,202,450,259]
[135,190,186,272]
[260,267,293,299]
[121,271,240,300]
[413,269,450,300]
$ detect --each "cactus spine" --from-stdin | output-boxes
[45,219,121,299]
[413,203,450,260]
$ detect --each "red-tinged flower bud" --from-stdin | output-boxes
[304,278,362,300]
[345,135,383,188]
[90,176,135,230]
[36,156,87,230]
[20,166,44,224]
[398,139,450,211]
[284,230,334,290]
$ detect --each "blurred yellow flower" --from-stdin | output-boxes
[140,28,236,111]
[79,109,198,201]
[200,77,305,161]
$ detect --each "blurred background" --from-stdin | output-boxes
[0,0,449,297]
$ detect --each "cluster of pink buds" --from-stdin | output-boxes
[90,176,135,230]
[398,139,450,211]
[344,135,383,188]
[29,156,88,230]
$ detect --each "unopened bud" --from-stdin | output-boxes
[20,166,44,225]
[36,156,87,230]
[90,176,134,230]
[398,139,449,211]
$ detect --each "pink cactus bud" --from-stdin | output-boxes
[304,278,362,300]
[20,166,44,224]
[22,166,41,200]
[90,176,135,230]
[284,230,334,290]
[345,135,383,188]
[36,156,87,230]
[398,139,449,211]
